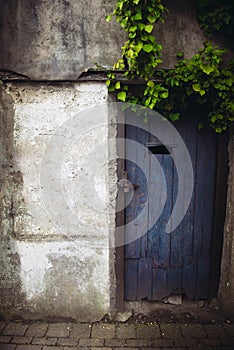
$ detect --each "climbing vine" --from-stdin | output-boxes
[197,0,234,46]
[106,0,234,132]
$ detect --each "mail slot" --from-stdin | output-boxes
[146,142,174,155]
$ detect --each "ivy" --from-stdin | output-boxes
[197,0,234,48]
[106,0,234,132]
[105,0,166,79]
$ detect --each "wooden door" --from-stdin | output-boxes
[124,116,227,301]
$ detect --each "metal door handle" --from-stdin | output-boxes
[118,179,139,192]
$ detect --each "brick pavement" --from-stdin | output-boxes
[0,321,234,350]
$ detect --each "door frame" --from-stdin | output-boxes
[115,109,125,311]
[115,112,229,310]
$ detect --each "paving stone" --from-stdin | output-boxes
[16,346,42,350]
[151,339,174,347]
[157,348,188,350]
[0,336,12,343]
[200,337,221,346]
[0,320,234,350]
[42,346,63,350]
[0,323,6,334]
[160,324,182,338]
[135,324,160,339]
[223,324,234,337]
[105,338,126,347]
[0,344,16,350]
[11,336,32,344]
[2,324,28,336]
[173,339,198,347]
[180,324,207,338]
[90,348,112,350]
[125,338,152,347]
[204,324,227,338]
[46,323,70,338]
[91,324,115,339]
[220,337,234,345]
[161,346,188,350]
[57,337,78,346]
[32,337,57,345]
[26,324,48,337]
[114,348,140,350]
[160,348,188,350]
[79,338,104,346]
[116,324,136,339]
[70,323,92,338]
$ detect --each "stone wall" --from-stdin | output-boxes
[219,130,234,318]
[0,82,117,321]
[0,0,125,80]
[0,0,206,80]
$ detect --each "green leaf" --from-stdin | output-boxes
[169,113,180,122]
[106,79,111,87]
[129,25,137,32]
[105,15,112,22]
[117,91,127,102]
[133,0,141,4]
[107,72,115,79]
[211,116,217,123]
[143,44,154,52]
[192,83,201,92]
[135,41,143,52]
[224,78,233,87]
[198,122,204,130]
[129,32,136,38]
[144,97,151,107]
[127,49,134,58]
[161,91,169,98]
[145,24,154,33]
[200,64,214,74]
[176,52,184,58]
[155,43,163,51]
[147,15,157,23]
[138,23,145,30]
[148,35,156,43]
[115,81,121,89]
[192,83,206,95]
[135,11,142,20]
[147,80,154,88]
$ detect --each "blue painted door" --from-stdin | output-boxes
[124,116,220,300]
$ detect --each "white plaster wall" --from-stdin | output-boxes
[1,82,117,321]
